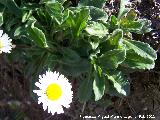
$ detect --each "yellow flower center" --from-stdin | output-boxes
[0,40,3,48]
[46,83,62,101]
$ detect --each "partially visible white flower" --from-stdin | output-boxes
[33,71,73,115]
[0,30,13,54]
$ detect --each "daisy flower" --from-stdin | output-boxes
[0,30,13,54]
[33,70,73,114]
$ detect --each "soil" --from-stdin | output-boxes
[0,0,160,120]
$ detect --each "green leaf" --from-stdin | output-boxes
[45,54,60,70]
[57,0,67,3]
[109,15,118,28]
[59,48,90,76]
[99,29,123,53]
[61,47,81,63]
[90,41,100,50]
[35,8,52,27]
[65,7,89,37]
[0,4,4,26]
[22,10,32,23]
[85,22,108,38]
[98,49,126,70]
[122,50,155,70]
[105,80,122,97]
[27,22,48,48]
[88,6,108,21]
[118,0,130,19]
[93,66,105,101]
[136,19,152,34]
[124,39,157,61]
[74,39,92,57]
[4,16,18,31]
[120,17,142,31]
[0,12,3,26]
[0,0,22,17]
[59,59,91,76]
[79,0,106,8]
[126,9,137,21]
[46,2,64,24]
[106,71,130,96]
[46,2,63,16]
[78,72,93,102]
[0,3,4,11]
[119,9,151,34]
[108,29,123,48]
[42,0,67,4]
[14,25,26,37]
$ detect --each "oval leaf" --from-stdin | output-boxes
[0,0,22,17]
[108,29,123,48]
[85,22,108,38]
[0,13,3,26]
[118,0,130,19]
[124,39,157,61]
[27,22,48,48]
[88,6,108,21]
[93,66,105,101]
[78,77,93,103]
[98,49,126,70]
[79,0,106,8]
[122,50,155,70]
[106,71,130,96]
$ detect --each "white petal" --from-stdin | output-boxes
[1,33,9,40]
[0,30,3,37]
[38,96,46,104]
[35,82,42,89]
[0,46,12,53]
[0,32,13,54]
[52,71,59,80]
[38,97,42,104]
[48,105,56,115]
[33,90,44,96]
[42,103,48,111]
[56,105,64,114]
[57,74,65,81]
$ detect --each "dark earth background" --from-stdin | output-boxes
[0,0,160,119]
